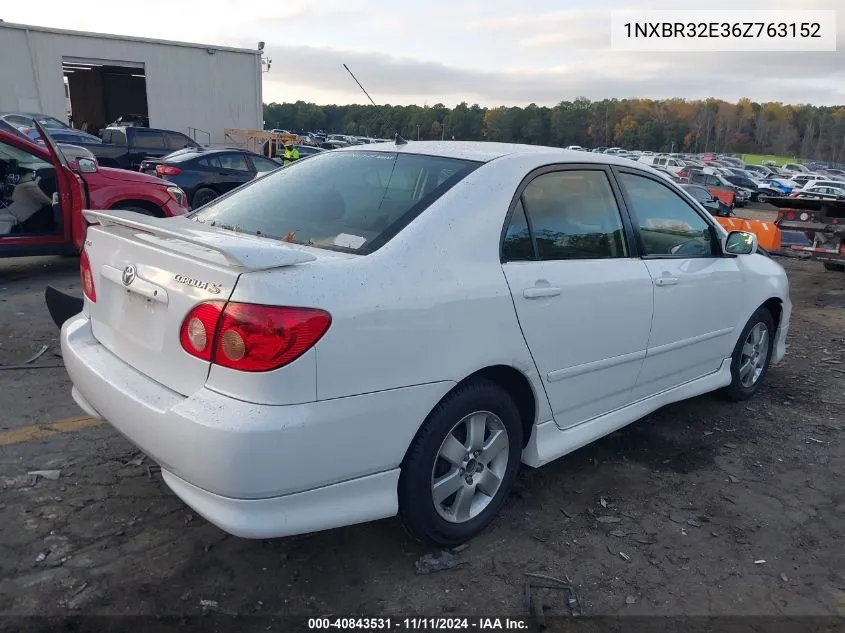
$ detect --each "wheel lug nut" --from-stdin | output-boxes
[474,450,480,457]
[465,476,473,484]
[476,464,483,472]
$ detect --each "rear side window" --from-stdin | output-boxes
[133,129,166,149]
[198,156,222,169]
[190,151,480,254]
[518,170,628,260]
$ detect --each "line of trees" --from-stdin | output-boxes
[263,98,845,162]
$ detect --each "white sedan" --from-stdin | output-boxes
[61,141,791,546]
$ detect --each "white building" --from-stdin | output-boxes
[0,22,264,144]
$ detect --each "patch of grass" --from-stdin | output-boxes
[742,154,802,166]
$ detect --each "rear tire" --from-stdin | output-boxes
[823,262,845,272]
[398,379,523,547]
[192,187,218,208]
[722,308,775,402]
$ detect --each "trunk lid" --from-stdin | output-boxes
[82,210,318,396]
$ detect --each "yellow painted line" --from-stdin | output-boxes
[0,415,103,446]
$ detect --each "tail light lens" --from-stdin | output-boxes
[179,302,331,372]
[80,249,96,302]
[155,164,181,176]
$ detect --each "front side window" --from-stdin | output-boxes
[618,172,714,258]
[519,169,628,260]
[190,151,479,254]
[251,156,282,173]
[165,132,193,150]
[686,186,712,203]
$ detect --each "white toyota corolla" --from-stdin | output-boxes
[61,141,791,546]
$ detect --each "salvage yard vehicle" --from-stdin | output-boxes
[54,142,791,546]
[139,147,283,208]
[65,125,201,171]
[770,196,845,271]
[0,125,188,258]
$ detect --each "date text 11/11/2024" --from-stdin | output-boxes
[307,617,529,630]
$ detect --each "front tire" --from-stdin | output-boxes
[823,262,845,272]
[398,379,523,547]
[722,308,775,402]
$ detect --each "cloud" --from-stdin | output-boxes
[259,42,845,107]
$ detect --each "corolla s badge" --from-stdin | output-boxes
[122,265,137,286]
[173,274,222,294]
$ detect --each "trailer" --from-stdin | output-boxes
[769,196,845,271]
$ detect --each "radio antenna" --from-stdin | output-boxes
[343,63,407,145]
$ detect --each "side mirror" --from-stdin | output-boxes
[724,230,757,255]
[76,158,98,173]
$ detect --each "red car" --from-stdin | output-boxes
[0,124,188,258]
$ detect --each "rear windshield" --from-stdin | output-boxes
[189,150,481,254]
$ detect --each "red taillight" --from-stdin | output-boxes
[179,302,331,372]
[80,249,96,302]
[785,212,796,220]
[155,164,181,176]
[179,301,225,361]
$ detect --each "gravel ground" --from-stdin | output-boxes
[0,236,843,625]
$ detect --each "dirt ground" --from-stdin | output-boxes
[1,229,844,624]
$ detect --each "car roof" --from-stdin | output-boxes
[334,140,649,167]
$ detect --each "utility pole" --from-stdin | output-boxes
[417,124,420,141]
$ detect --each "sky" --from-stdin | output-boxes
[2,0,844,107]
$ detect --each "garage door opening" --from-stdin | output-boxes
[62,58,149,136]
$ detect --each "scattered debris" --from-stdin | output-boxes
[728,475,740,484]
[780,573,789,582]
[625,596,637,605]
[597,516,621,524]
[24,344,49,364]
[28,470,61,482]
[533,535,548,543]
[723,443,738,449]
[609,529,628,538]
[634,535,657,545]
[619,552,631,562]
[415,550,467,575]
[806,438,827,444]
[70,582,89,598]
[703,431,714,436]
[687,519,702,528]
[200,599,220,611]
[127,455,145,466]
[35,551,48,563]
[524,572,582,619]
[451,543,470,553]
[600,497,609,508]
[560,509,572,518]
[754,560,766,565]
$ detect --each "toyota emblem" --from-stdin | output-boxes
[122,265,137,286]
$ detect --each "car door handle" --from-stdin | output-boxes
[523,287,562,299]
[654,277,678,287]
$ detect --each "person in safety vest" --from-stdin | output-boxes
[282,143,300,166]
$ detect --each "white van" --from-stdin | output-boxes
[638,155,686,175]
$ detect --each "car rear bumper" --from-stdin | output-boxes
[61,314,453,538]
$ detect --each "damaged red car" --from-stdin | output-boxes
[0,123,188,259]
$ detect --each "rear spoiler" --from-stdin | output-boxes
[83,209,318,270]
